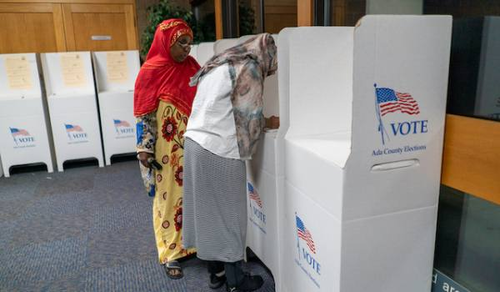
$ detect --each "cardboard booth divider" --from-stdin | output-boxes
[189,44,198,61]
[279,15,452,292]
[41,51,104,171]
[214,38,238,54]
[243,33,286,292]
[195,42,215,66]
[0,53,54,177]
[238,34,256,44]
[92,50,140,165]
[214,38,239,54]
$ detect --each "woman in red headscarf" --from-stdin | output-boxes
[134,19,200,280]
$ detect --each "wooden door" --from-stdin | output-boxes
[265,3,297,33]
[62,3,138,52]
[0,3,66,54]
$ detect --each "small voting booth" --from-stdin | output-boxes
[93,50,140,165]
[243,34,286,292]
[0,53,54,177]
[195,42,215,65]
[41,52,104,171]
[279,16,452,292]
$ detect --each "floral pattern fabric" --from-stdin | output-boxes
[137,100,195,263]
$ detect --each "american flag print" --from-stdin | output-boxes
[247,182,263,208]
[65,124,83,132]
[376,87,420,116]
[114,119,131,127]
[10,128,30,137]
[296,215,316,254]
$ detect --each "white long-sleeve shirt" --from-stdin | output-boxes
[184,64,241,159]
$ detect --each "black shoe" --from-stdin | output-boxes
[226,274,264,292]
[210,273,227,289]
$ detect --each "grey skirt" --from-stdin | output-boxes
[182,138,247,262]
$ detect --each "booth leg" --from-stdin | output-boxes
[3,164,10,178]
[57,161,64,172]
[98,158,105,168]
[46,162,54,174]
[105,155,111,166]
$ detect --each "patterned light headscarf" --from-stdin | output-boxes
[190,33,277,86]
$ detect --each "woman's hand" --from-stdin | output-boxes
[137,152,154,168]
[265,116,280,130]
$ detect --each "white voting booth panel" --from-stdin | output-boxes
[196,42,215,66]
[243,34,285,292]
[41,52,104,171]
[93,50,140,165]
[280,16,452,292]
[214,38,238,54]
[238,34,256,44]
[189,44,198,60]
[0,53,54,177]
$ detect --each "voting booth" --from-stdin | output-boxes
[195,42,215,66]
[93,50,140,165]
[41,52,104,171]
[0,53,54,177]
[278,16,452,292]
[243,34,286,292]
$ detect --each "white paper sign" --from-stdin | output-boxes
[61,53,87,87]
[106,52,129,83]
[5,55,33,90]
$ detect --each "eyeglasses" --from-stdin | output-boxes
[176,40,192,50]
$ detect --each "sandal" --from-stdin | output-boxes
[164,260,184,280]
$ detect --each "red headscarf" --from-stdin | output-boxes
[134,19,200,117]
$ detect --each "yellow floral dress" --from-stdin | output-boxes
[136,100,196,264]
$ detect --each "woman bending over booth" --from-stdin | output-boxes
[183,33,278,292]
